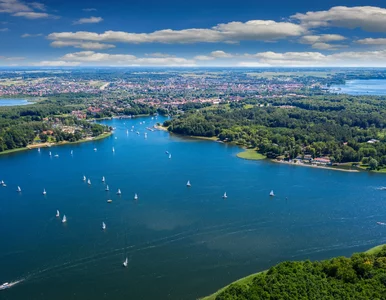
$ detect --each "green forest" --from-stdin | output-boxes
[164,95,386,168]
[213,246,386,300]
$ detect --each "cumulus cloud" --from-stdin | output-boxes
[194,55,215,61]
[55,51,196,66]
[145,53,175,58]
[73,16,103,25]
[0,0,57,19]
[48,19,305,45]
[292,6,386,32]
[356,38,386,45]
[240,49,386,67]
[194,50,233,60]
[311,42,347,50]
[21,33,43,37]
[299,34,347,51]
[50,40,115,50]
[33,60,81,66]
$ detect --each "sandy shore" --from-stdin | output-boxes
[154,125,168,131]
[272,160,359,172]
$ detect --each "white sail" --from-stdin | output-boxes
[102,222,106,230]
[223,192,227,198]
[134,193,138,200]
[270,190,275,196]
[169,154,172,159]
[56,210,60,217]
[105,185,109,191]
[112,147,115,152]
[49,151,52,156]
[123,257,128,267]
[88,179,91,185]
[17,186,21,192]
[70,150,73,155]
[62,215,67,223]
[117,189,121,195]
[102,176,105,182]
[186,180,191,187]
[1,180,4,185]
[43,188,46,195]
[83,175,86,181]
[38,148,40,152]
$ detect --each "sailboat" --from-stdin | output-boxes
[144,132,147,139]
[16,186,21,192]
[105,185,109,191]
[102,176,105,182]
[117,189,122,195]
[134,193,138,200]
[102,222,106,230]
[126,129,129,134]
[70,150,73,155]
[1,180,4,186]
[56,210,60,217]
[269,190,275,197]
[43,188,47,195]
[88,179,91,185]
[186,180,191,187]
[49,151,52,156]
[94,148,97,152]
[83,175,86,181]
[38,148,40,152]
[165,151,169,154]
[223,192,227,199]
[112,147,115,153]
[54,154,59,158]
[169,154,172,159]
[62,215,67,223]
[123,257,128,267]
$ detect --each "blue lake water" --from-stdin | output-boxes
[1,116,386,299]
[330,79,386,95]
[0,99,33,106]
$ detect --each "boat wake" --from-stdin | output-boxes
[0,279,24,291]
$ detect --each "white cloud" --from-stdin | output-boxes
[0,0,57,19]
[83,8,97,12]
[311,42,347,50]
[194,55,215,61]
[293,6,386,32]
[48,19,305,44]
[0,27,8,32]
[50,40,115,50]
[12,11,57,19]
[73,16,103,25]
[145,53,175,58]
[240,49,386,67]
[299,34,346,44]
[210,50,233,58]
[57,51,196,66]
[356,38,386,45]
[0,56,25,61]
[21,33,42,37]
[33,60,81,66]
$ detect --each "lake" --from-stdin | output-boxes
[0,99,34,107]
[1,116,386,300]
[330,79,386,95]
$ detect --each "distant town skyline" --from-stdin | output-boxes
[2,1,386,66]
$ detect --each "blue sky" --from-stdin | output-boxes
[2,0,386,66]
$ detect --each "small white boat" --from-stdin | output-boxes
[102,176,105,182]
[123,257,128,267]
[136,131,140,135]
[112,147,115,153]
[223,192,227,199]
[0,180,4,186]
[94,148,97,152]
[49,151,52,156]
[117,189,122,195]
[83,175,86,181]
[62,215,67,223]
[0,281,22,290]
[107,199,112,203]
[88,179,91,185]
[186,181,191,187]
[126,129,129,134]
[56,210,60,217]
[169,154,172,159]
[134,193,138,200]
[54,154,59,158]
[140,122,142,125]
[102,222,106,230]
[43,188,47,195]
[16,186,21,192]
[70,150,73,155]
[269,190,275,197]
[105,185,110,191]
[38,148,40,152]
[377,222,386,226]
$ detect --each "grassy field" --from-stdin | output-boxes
[201,244,386,300]
[0,147,29,155]
[236,149,266,160]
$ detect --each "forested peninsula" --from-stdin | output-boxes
[203,245,386,300]
[164,96,386,172]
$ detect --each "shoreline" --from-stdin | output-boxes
[0,132,112,156]
[271,159,360,172]
[201,244,385,300]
